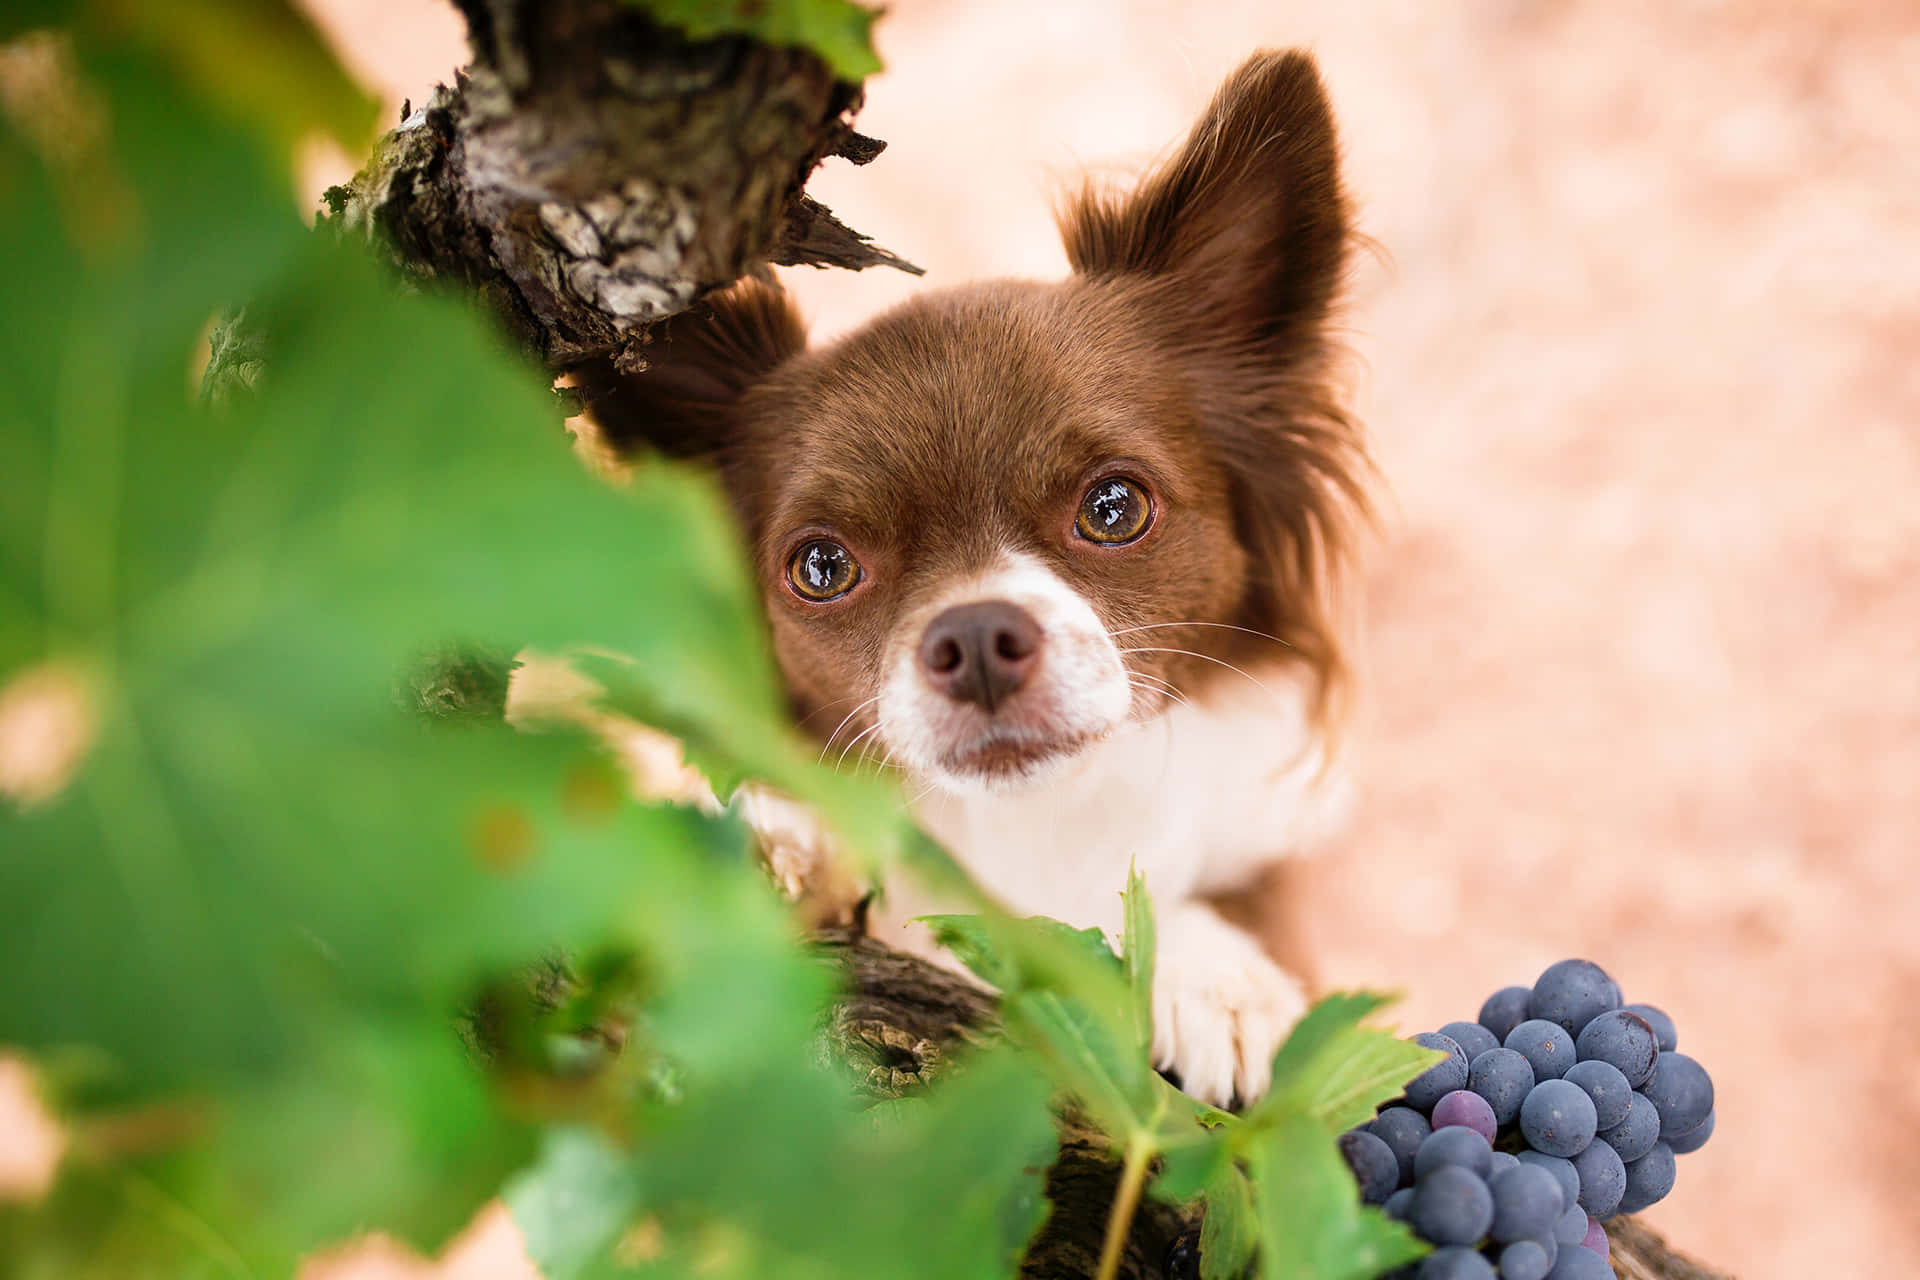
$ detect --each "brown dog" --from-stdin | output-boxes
[577,50,1369,1105]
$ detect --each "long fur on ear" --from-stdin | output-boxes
[1058,50,1371,728]
[569,278,807,462]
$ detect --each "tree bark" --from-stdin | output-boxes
[322,0,917,373]
[814,931,1732,1280]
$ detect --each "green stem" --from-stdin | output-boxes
[1095,1133,1155,1280]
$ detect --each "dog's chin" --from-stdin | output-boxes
[919,724,1110,797]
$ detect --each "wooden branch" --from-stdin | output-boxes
[322,0,918,372]
[812,931,1732,1280]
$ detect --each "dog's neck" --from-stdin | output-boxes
[877,669,1349,950]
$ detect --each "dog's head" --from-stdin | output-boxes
[578,51,1368,794]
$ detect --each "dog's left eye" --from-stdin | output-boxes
[787,538,862,601]
[1075,477,1153,545]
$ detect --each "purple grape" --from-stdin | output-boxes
[1618,1143,1678,1214]
[1642,1053,1714,1141]
[1470,1047,1536,1128]
[1480,986,1534,1042]
[1520,1080,1598,1158]
[1562,1059,1632,1132]
[1341,1129,1400,1204]
[1498,1240,1553,1280]
[1488,1163,1565,1242]
[1407,1032,1473,1111]
[1441,1020,1502,1062]
[1570,1138,1625,1218]
[1551,1202,1589,1246]
[1504,1020,1576,1082]
[1433,1089,1499,1142]
[1515,1151,1580,1210]
[1528,960,1620,1036]
[1597,1091,1661,1163]
[1418,1247,1497,1280]
[1580,1217,1610,1258]
[1544,1243,1611,1278]
[1575,1009,1659,1088]
[1385,1187,1416,1221]
[1416,1125,1494,1181]
[1489,1150,1521,1178]
[1371,1106,1433,1186]
[1413,1164,1495,1246]
[1623,1002,1677,1052]
[1668,1109,1714,1156]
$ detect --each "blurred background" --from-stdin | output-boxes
[14,2,1920,1276]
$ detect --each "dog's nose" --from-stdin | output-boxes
[918,600,1043,712]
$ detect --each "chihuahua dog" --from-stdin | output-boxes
[573,50,1369,1106]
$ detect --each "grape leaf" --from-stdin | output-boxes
[1121,866,1154,1057]
[1249,992,1443,1136]
[1246,1110,1426,1280]
[1198,1160,1257,1280]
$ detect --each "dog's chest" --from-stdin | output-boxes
[876,685,1347,950]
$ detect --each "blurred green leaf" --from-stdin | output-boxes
[577,1050,1056,1280]
[93,0,379,158]
[1,2,75,40]
[0,28,889,1270]
[626,0,882,81]
[506,1128,641,1280]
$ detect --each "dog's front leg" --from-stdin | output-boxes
[1150,896,1311,1108]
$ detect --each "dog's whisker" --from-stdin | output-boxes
[1127,673,1192,709]
[1117,645,1278,699]
[1107,620,1295,650]
[816,696,881,766]
[834,721,887,773]
[854,731,896,777]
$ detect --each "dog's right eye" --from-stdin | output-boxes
[787,539,862,602]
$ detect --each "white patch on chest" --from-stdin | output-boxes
[870,673,1352,954]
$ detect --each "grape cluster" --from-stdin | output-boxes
[1340,960,1715,1279]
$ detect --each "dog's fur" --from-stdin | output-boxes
[573,50,1369,1105]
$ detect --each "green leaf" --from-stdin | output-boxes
[505,1128,641,1280]
[1246,1110,1427,1280]
[917,909,1160,1138]
[917,912,1121,992]
[0,39,888,1270]
[1250,993,1443,1136]
[1121,866,1155,1057]
[580,647,914,878]
[1199,1161,1258,1280]
[624,0,882,82]
[605,1050,1058,1280]
[2,2,74,40]
[88,0,380,158]
[1155,1134,1228,1205]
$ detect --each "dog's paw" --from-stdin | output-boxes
[1150,903,1309,1107]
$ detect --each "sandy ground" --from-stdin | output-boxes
[7,3,1919,1277]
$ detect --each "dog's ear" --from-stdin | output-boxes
[1059,51,1366,722]
[570,278,806,461]
[1059,49,1348,349]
